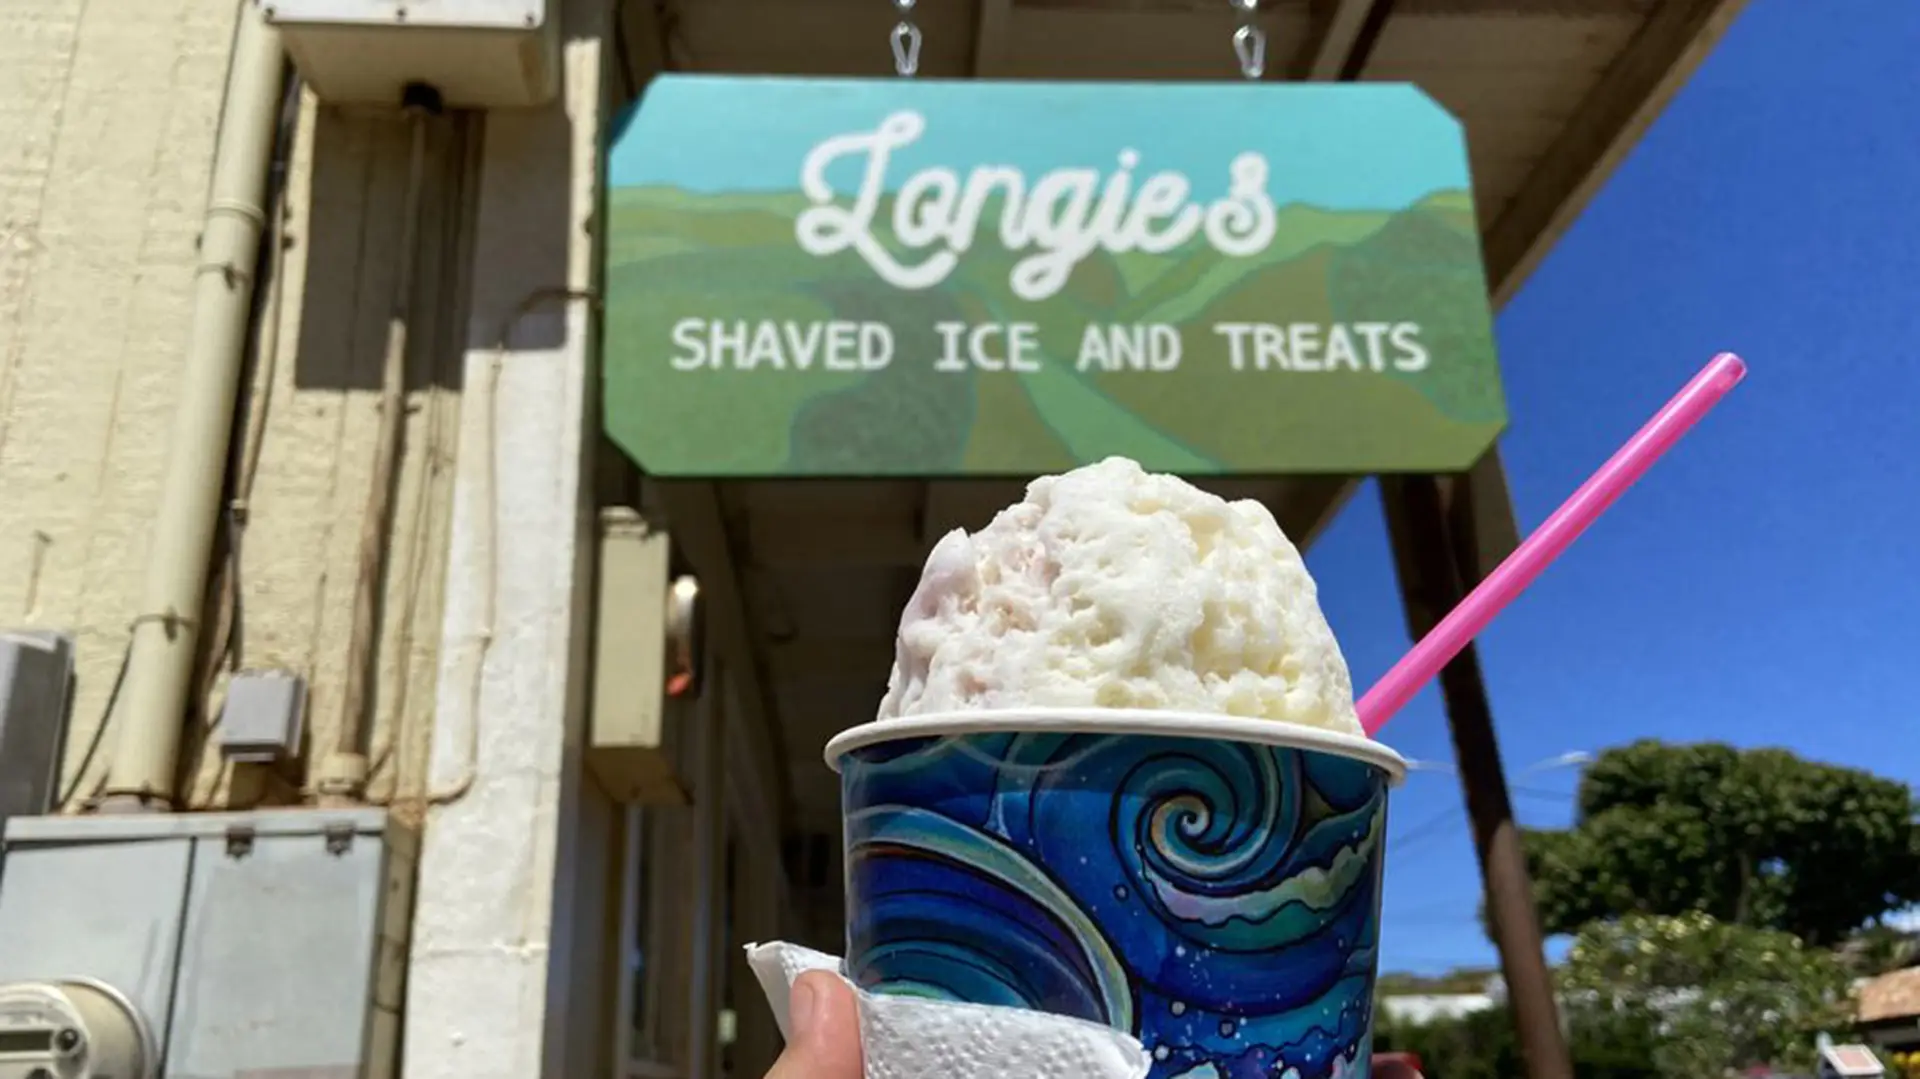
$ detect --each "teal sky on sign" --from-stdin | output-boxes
[608,76,1470,211]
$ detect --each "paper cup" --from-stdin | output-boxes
[826,708,1406,1079]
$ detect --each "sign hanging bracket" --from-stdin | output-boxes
[891,0,922,77]
[1232,0,1266,79]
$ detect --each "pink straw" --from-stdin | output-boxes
[1357,353,1748,736]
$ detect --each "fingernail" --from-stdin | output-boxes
[789,976,822,1039]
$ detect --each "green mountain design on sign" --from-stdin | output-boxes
[603,186,1506,477]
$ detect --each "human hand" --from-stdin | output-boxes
[765,971,864,1079]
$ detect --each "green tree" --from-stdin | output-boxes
[1843,919,1920,976]
[1559,913,1855,1078]
[1524,741,1920,945]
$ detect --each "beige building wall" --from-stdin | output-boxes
[0,0,459,814]
[0,3,732,1075]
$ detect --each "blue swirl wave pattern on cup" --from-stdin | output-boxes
[842,731,1389,1079]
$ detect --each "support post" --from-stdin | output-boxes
[399,1,612,1076]
[1380,473,1572,1079]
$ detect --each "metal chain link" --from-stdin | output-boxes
[1231,0,1266,79]
[891,0,922,77]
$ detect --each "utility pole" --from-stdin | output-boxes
[1380,472,1573,1079]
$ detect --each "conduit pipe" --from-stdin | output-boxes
[317,85,441,806]
[99,2,286,810]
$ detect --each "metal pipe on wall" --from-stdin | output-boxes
[318,87,442,806]
[99,2,287,811]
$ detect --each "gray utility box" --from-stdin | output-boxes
[0,808,415,1079]
[0,632,76,827]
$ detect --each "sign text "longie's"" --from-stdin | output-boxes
[793,111,1278,302]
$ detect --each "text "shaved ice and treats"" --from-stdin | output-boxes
[665,110,1433,377]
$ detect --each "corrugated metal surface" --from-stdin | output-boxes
[1862,967,1920,1025]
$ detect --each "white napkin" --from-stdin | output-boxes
[746,942,1154,1079]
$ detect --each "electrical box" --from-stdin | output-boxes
[586,509,699,805]
[218,671,308,763]
[0,632,75,828]
[0,809,415,1079]
[259,0,558,108]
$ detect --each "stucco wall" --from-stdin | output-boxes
[0,0,457,813]
[0,3,631,1075]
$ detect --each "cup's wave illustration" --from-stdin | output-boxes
[843,733,1390,1079]
[849,803,1136,1030]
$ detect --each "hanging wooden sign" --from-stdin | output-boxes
[603,76,1506,477]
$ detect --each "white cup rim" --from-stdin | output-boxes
[824,708,1407,784]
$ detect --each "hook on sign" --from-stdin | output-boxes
[890,0,921,77]
[1230,0,1265,79]
[1233,23,1266,79]
[891,20,923,77]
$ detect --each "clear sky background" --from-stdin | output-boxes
[1302,0,1920,975]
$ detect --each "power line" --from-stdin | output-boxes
[1509,785,1576,802]
[1392,897,1481,919]
[1393,912,1486,928]
[1392,808,1466,849]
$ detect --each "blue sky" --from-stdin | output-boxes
[1301,0,1920,974]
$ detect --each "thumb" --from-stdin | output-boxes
[766,971,864,1079]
